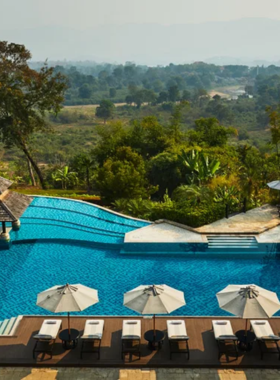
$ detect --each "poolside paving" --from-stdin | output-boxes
[124,222,204,243]
[2,316,280,369]
[124,205,280,246]
[1,368,280,380]
[196,204,280,235]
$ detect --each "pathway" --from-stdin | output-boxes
[1,368,280,380]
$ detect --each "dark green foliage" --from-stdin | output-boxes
[4,51,280,227]
[109,88,117,98]
[95,147,156,203]
[0,41,67,189]
[148,153,182,197]
[149,202,226,228]
[168,85,180,102]
[92,122,127,165]
[189,117,236,147]
[95,99,115,123]
[128,116,167,158]
[79,84,92,99]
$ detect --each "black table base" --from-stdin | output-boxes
[59,328,80,350]
[236,330,255,352]
[144,329,165,351]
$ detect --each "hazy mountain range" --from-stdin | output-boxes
[2,18,280,66]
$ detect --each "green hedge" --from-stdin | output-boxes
[14,189,101,203]
[149,203,226,227]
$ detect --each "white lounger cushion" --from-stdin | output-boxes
[81,319,104,340]
[251,320,280,340]
[212,320,236,340]
[34,319,62,340]
[122,320,141,340]
[167,320,188,340]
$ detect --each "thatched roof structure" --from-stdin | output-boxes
[0,177,33,222]
[0,177,13,194]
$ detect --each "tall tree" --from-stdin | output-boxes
[0,42,67,189]
[96,146,155,203]
[79,84,92,99]
[189,117,236,147]
[95,99,115,124]
[267,106,280,169]
[70,153,95,193]
[168,101,189,143]
[168,85,180,102]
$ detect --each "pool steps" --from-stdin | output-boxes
[0,315,23,336]
[207,236,258,249]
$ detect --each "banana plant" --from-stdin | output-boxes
[52,166,78,190]
[179,149,220,185]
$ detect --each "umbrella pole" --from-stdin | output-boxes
[244,319,248,337]
[68,312,71,340]
[153,314,156,340]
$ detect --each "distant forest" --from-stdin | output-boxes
[4,49,280,226]
[30,61,280,106]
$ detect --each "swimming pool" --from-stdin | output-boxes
[0,197,279,319]
[11,196,150,245]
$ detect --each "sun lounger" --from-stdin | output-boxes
[33,319,62,359]
[251,320,280,359]
[212,320,238,360]
[167,320,189,360]
[121,320,141,360]
[80,319,104,359]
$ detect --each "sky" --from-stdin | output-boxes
[1,0,280,30]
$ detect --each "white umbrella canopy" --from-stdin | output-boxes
[216,284,280,319]
[267,181,280,190]
[123,284,186,315]
[124,284,186,339]
[37,283,99,336]
[37,284,98,313]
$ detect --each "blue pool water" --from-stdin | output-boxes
[0,197,279,319]
[11,197,149,245]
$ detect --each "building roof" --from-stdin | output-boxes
[0,177,13,194]
[0,177,33,222]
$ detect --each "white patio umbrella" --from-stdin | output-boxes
[216,284,280,334]
[37,283,99,337]
[123,284,186,338]
[267,181,280,190]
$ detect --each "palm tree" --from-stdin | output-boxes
[172,185,212,205]
[78,155,95,193]
[239,166,261,209]
[52,166,78,190]
[214,185,239,218]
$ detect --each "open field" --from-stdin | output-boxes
[209,85,245,99]
[65,103,127,110]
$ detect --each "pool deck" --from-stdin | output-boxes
[124,205,280,244]
[2,316,280,368]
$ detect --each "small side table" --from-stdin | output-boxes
[236,330,255,352]
[59,328,80,349]
[144,329,165,351]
